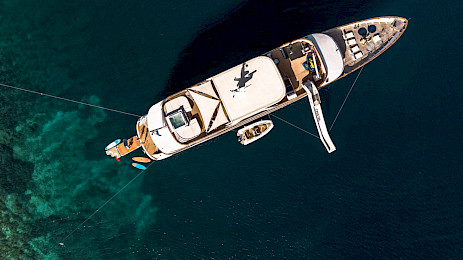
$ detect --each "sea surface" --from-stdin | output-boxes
[1,0,463,259]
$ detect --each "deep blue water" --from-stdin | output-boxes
[1,0,463,259]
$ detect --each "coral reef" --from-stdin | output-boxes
[0,145,36,259]
[11,98,158,258]
[0,1,159,258]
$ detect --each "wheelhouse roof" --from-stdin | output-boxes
[211,56,286,122]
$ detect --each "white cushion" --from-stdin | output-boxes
[347,38,356,46]
[350,45,360,53]
[343,31,354,39]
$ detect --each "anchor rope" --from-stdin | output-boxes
[269,114,319,139]
[58,161,154,246]
[0,83,142,118]
[329,66,364,131]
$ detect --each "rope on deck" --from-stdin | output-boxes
[329,66,364,132]
[0,83,142,118]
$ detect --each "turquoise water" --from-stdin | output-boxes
[1,0,463,258]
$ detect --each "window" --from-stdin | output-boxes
[167,109,188,129]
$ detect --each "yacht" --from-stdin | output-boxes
[105,16,408,160]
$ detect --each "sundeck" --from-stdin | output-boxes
[105,16,408,160]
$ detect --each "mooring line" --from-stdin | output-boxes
[269,114,319,139]
[0,83,142,118]
[58,161,154,246]
[329,66,364,132]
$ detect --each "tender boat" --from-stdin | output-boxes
[105,16,408,160]
[237,120,274,146]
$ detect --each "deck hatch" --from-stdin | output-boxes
[167,108,188,129]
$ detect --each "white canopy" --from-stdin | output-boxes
[189,81,218,99]
[208,103,228,132]
[212,56,285,123]
[187,90,220,127]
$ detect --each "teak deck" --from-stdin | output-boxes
[105,136,141,158]
[137,119,158,156]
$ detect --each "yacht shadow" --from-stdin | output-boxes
[164,0,384,96]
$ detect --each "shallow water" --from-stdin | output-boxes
[1,0,463,258]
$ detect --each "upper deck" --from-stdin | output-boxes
[159,56,286,145]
